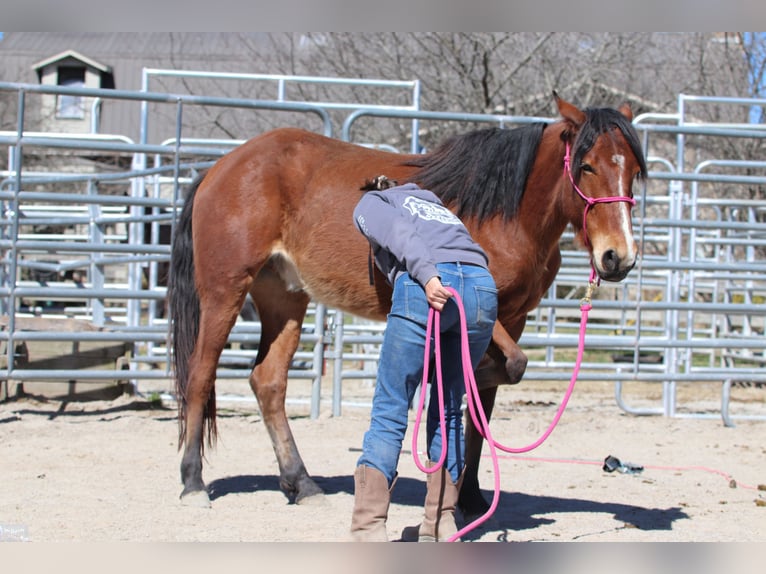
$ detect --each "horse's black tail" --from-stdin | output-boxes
[168,174,217,451]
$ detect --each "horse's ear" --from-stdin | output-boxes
[553,90,586,128]
[618,102,634,122]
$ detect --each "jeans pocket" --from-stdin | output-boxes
[473,284,498,327]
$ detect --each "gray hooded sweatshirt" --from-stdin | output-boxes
[353,182,489,288]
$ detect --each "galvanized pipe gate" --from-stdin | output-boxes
[1,78,765,427]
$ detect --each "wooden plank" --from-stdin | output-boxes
[0,315,102,332]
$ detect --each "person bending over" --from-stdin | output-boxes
[350,176,497,542]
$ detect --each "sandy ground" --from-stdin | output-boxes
[0,377,764,544]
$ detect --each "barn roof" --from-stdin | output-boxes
[0,33,278,142]
[31,49,113,74]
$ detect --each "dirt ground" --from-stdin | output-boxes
[1,376,764,544]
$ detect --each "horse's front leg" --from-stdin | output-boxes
[486,320,527,386]
[459,358,503,520]
[460,320,527,519]
[249,289,324,504]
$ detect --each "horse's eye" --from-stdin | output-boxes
[580,163,595,174]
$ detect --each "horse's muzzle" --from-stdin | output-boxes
[596,249,636,282]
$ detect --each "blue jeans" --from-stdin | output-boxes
[357,262,497,484]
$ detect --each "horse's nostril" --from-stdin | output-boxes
[602,249,619,273]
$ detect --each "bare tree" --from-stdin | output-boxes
[95,32,763,187]
[236,33,760,149]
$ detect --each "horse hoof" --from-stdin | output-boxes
[291,476,325,505]
[180,490,211,508]
[458,491,490,523]
[505,355,528,385]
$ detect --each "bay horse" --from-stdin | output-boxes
[168,92,647,516]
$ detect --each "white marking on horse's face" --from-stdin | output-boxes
[611,153,636,261]
[590,152,637,279]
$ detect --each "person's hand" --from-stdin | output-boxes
[425,276,452,311]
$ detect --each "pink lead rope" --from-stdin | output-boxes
[411,141,635,541]
[410,284,595,542]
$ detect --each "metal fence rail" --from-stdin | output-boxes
[0,81,333,412]
[1,80,765,427]
[334,96,766,426]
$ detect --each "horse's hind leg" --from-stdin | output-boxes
[180,279,249,507]
[248,265,324,504]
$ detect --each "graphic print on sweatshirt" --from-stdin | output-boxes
[403,196,462,225]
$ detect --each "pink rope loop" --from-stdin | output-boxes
[411,307,448,474]
[411,284,594,542]
[411,143,622,540]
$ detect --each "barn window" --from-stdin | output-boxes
[56,66,86,119]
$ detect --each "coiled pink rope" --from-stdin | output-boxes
[411,284,596,541]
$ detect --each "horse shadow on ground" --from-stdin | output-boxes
[206,473,689,540]
[6,399,176,422]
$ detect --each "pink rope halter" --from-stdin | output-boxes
[564,141,636,257]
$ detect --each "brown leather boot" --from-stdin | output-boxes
[401,462,464,542]
[350,465,396,542]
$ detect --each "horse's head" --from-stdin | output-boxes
[554,92,647,282]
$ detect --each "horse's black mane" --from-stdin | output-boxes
[404,107,647,224]
[405,123,546,223]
